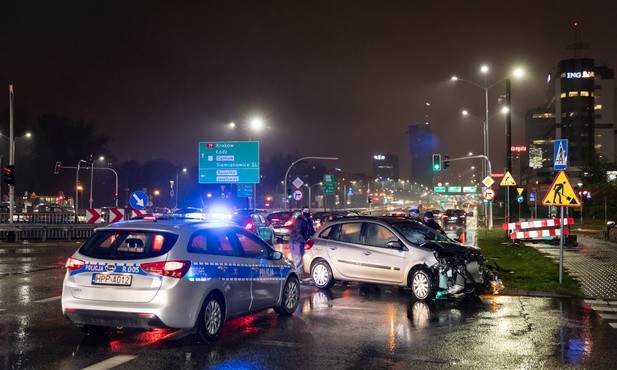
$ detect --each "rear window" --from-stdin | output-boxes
[79,229,179,260]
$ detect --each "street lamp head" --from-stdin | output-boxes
[462,110,469,116]
[249,117,264,131]
[480,65,489,74]
[228,122,236,129]
[450,76,458,81]
[512,68,524,78]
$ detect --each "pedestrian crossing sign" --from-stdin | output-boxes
[542,170,580,206]
[499,171,517,186]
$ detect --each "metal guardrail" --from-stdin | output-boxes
[0,212,105,242]
[0,223,98,242]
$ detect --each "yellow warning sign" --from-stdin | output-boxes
[542,170,581,207]
[500,171,517,186]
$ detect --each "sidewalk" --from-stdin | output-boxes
[524,234,617,300]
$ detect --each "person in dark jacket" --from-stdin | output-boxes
[423,211,446,235]
[290,206,315,280]
[407,207,422,222]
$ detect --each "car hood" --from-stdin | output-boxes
[419,240,482,257]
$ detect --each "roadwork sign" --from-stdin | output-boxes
[542,170,580,206]
[500,171,517,186]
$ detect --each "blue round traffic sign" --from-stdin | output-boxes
[130,191,149,210]
[516,195,524,203]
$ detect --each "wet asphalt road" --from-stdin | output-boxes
[1,242,616,369]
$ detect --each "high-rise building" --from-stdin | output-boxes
[524,58,615,185]
[372,154,399,180]
[407,123,435,187]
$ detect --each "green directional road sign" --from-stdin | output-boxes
[434,186,446,193]
[463,186,477,193]
[199,141,259,184]
[447,186,462,193]
[323,174,335,194]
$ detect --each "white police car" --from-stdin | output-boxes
[61,215,300,341]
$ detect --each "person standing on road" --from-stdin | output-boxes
[423,211,446,235]
[407,207,422,222]
[290,206,315,281]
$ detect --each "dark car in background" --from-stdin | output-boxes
[443,209,467,227]
[232,209,276,245]
[267,211,298,242]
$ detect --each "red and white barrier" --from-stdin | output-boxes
[502,218,574,231]
[502,218,573,240]
[509,227,569,240]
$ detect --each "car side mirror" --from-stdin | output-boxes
[607,221,616,228]
[387,240,407,251]
[271,251,283,260]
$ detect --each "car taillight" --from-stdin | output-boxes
[283,220,294,227]
[304,238,314,250]
[65,257,85,271]
[245,222,255,231]
[141,260,191,278]
[271,218,280,222]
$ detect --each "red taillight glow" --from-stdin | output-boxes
[65,257,85,271]
[283,220,294,227]
[141,260,191,278]
[304,238,314,250]
[245,222,255,231]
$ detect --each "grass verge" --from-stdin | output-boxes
[477,229,584,298]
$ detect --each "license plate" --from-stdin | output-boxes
[92,273,133,286]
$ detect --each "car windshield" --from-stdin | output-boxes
[390,220,451,244]
[79,229,179,260]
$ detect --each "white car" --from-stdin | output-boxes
[62,215,300,341]
[303,216,501,300]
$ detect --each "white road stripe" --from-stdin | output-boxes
[81,355,137,370]
[590,305,616,312]
[0,309,6,313]
[34,296,61,303]
[610,323,617,329]
[253,339,304,348]
[599,314,617,320]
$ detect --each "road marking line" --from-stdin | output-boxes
[81,355,137,370]
[253,339,304,348]
[34,296,61,303]
[610,323,617,329]
[590,305,615,312]
[0,309,6,313]
[599,314,617,320]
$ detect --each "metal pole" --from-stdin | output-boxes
[89,164,94,209]
[559,206,564,284]
[505,79,512,227]
[8,84,14,226]
[175,173,179,209]
[283,156,338,210]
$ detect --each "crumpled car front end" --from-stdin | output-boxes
[424,241,504,297]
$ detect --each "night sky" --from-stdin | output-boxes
[2,1,616,179]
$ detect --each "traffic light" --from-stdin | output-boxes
[432,154,442,171]
[580,190,590,202]
[54,161,62,174]
[2,165,15,186]
[287,188,292,199]
[442,155,450,169]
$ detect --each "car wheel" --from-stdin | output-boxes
[311,260,335,290]
[275,276,300,315]
[198,293,225,342]
[409,268,437,301]
[79,324,109,335]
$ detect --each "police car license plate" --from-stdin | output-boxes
[92,273,133,286]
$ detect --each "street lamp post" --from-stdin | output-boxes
[283,156,338,210]
[75,159,86,221]
[451,66,524,230]
[174,167,187,209]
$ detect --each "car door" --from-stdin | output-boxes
[200,228,253,315]
[359,222,407,284]
[324,221,367,279]
[230,228,282,310]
